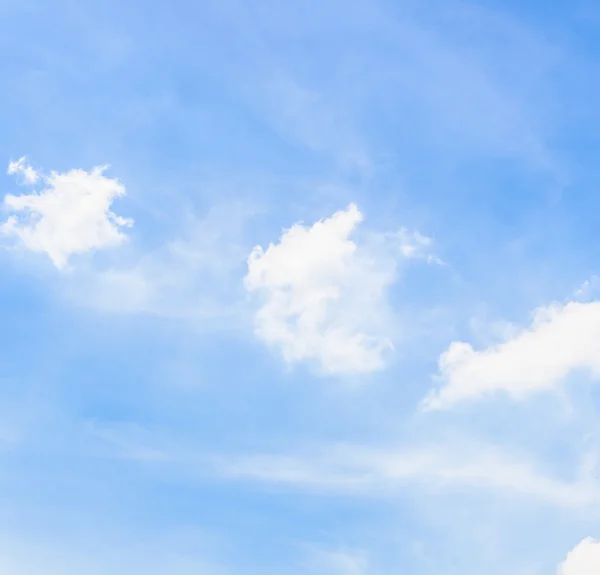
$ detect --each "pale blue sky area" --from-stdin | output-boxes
[2,0,600,573]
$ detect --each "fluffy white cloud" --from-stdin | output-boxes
[558,537,600,575]
[7,157,39,185]
[2,160,132,269]
[244,204,397,374]
[423,300,600,410]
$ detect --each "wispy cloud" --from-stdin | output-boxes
[69,202,254,325]
[215,444,600,508]
[86,420,171,463]
[303,547,368,575]
[90,422,600,509]
[262,75,371,174]
[392,228,444,265]
[251,0,560,176]
[0,531,228,575]
[7,157,39,185]
[381,2,560,174]
[574,276,600,301]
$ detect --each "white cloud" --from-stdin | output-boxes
[216,443,600,508]
[423,301,600,410]
[244,204,397,374]
[574,276,600,301]
[7,157,39,185]
[395,228,441,263]
[558,537,600,575]
[90,421,600,508]
[2,162,132,269]
[398,228,433,258]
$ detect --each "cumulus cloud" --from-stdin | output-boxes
[244,204,398,374]
[558,537,600,575]
[423,300,600,410]
[2,161,132,269]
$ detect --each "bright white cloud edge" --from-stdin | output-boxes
[558,537,600,575]
[423,300,600,410]
[2,158,132,269]
[244,203,438,375]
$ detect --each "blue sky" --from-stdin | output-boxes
[2,0,600,572]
